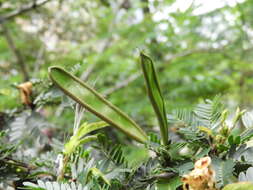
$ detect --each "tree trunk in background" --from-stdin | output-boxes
[1,24,29,81]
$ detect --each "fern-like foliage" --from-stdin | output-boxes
[193,96,223,129]
[24,180,87,190]
[168,95,223,129]
[0,131,24,182]
[0,131,16,159]
[9,111,49,144]
[24,157,113,190]
[95,134,128,168]
[212,158,235,188]
[124,159,158,189]
[167,96,224,145]
[168,108,196,127]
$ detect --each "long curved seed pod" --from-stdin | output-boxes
[140,52,169,145]
[49,66,148,143]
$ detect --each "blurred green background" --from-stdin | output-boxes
[1,0,253,131]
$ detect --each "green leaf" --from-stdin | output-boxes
[240,128,253,143]
[23,181,45,190]
[235,136,241,145]
[241,111,253,129]
[77,121,108,139]
[156,176,182,190]
[64,135,97,155]
[228,135,234,145]
[64,121,108,155]
[228,135,241,146]
[96,134,128,167]
[212,158,235,187]
[194,95,223,129]
[23,180,86,190]
[140,52,168,145]
[88,167,111,186]
[222,182,253,190]
[49,66,147,143]
[78,135,98,145]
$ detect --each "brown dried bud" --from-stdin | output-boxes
[17,82,33,106]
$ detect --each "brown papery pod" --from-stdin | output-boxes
[17,82,33,106]
[182,156,217,190]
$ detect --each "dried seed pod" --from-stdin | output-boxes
[182,156,217,190]
[17,82,33,106]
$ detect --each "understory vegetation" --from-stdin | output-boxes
[2,53,253,189]
[1,0,253,190]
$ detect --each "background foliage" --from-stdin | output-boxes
[1,0,253,189]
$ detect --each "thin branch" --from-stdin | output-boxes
[80,63,97,81]
[1,24,29,81]
[164,48,221,64]
[104,72,141,96]
[80,41,112,81]
[0,0,51,23]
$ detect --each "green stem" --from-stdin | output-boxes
[57,155,69,182]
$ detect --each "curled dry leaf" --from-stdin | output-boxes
[182,156,217,190]
[17,82,33,106]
